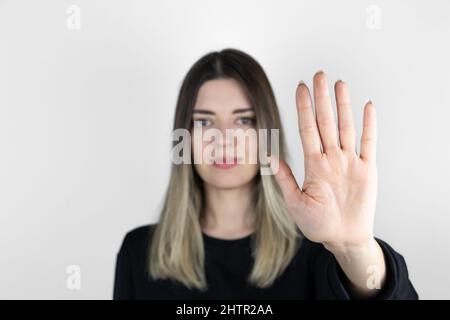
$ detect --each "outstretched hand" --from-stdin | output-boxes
[271,71,378,252]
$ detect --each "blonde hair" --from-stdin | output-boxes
[148,48,302,290]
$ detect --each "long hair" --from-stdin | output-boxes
[148,48,302,290]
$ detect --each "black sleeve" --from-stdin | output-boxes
[311,237,419,300]
[113,231,135,300]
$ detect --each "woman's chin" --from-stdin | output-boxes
[204,174,256,190]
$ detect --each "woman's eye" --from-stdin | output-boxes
[192,119,212,127]
[236,117,256,126]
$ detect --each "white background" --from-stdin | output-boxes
[1,0,449,299]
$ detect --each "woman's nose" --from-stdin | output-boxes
[215,126,239,148]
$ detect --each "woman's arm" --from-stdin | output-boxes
[308,237,418,299]
[325,238,386,298]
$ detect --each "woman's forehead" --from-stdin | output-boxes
[194,79,252,112]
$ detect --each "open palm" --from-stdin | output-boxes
[272,71,378,250]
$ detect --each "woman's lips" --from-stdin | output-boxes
[212,157,239,169]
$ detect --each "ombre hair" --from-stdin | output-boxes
[148,48,302,290]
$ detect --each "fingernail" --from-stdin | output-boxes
[298,80,305,86]
[316,70,324,75]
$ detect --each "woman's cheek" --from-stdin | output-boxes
[191,128,203,162]
[246,134,259,165]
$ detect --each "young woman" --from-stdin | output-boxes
[113,48,418,300]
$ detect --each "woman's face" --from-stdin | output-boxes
[191,79,260,189]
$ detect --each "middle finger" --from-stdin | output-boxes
[313,71,339,153]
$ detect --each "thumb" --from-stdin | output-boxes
[268,156,302,205]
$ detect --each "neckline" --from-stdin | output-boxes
[201,231,253,245]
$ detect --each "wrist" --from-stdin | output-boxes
[324,237,379,261]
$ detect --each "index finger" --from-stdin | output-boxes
[296,81,322,156]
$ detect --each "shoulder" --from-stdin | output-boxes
[123,223,157,242]
[118,223,158,254]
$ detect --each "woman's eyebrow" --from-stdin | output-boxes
[192,107,254,115]
[232,108,254,114]
[192,109,215,115]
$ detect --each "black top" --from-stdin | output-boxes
[113,224,418,300]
